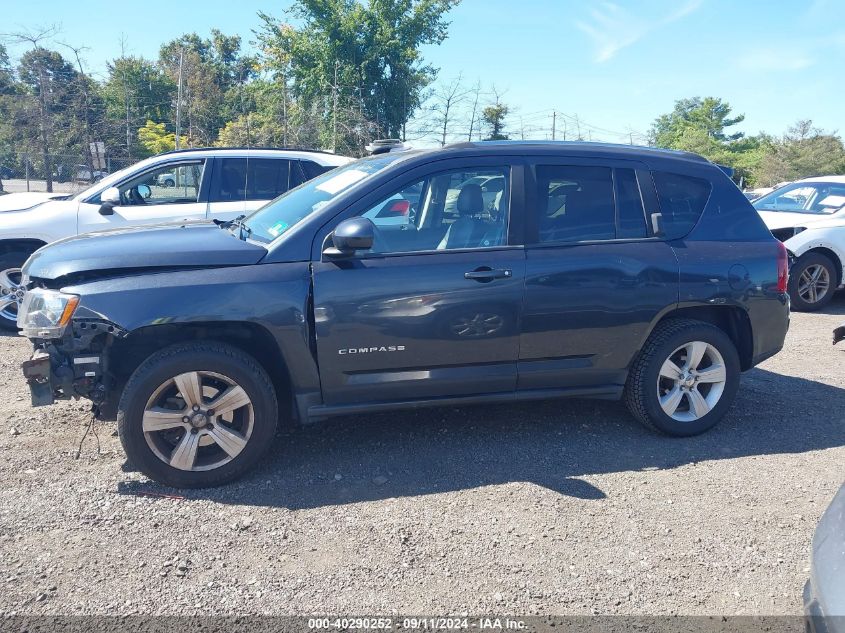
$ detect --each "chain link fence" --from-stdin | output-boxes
[0,153,135,195]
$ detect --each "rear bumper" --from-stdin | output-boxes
[749,293,790,368]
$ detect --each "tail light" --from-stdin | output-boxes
[776,241,788,293]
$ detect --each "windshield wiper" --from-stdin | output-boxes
[216,214,253,241]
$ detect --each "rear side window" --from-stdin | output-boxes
[210,158,292,203]
[535,165,616,243]
[301,160,333,180]
[652,171,711,239]
[247,159,290,200]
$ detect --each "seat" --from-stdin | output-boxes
[439,184,487,250]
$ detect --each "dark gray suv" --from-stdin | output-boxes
[17,142,790,487]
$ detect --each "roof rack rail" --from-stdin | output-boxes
[154,146,340,157]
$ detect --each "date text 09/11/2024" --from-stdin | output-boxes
[307,618,527,630]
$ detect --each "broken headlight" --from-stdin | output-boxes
[17,288,80,339]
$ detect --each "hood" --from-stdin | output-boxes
[24,220,267,282]
[0,191,69,212]
[756,210,841,231]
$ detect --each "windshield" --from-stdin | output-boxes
[243,154,403,242]
[753,182,845,215]
[72,160,153,203]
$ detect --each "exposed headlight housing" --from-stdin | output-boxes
[17,288,79,339]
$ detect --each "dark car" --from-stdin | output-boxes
[17,141,790,487]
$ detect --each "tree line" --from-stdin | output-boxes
[1,0,843,192]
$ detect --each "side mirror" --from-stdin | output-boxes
[99,187,120,215]
[323,217,375,259]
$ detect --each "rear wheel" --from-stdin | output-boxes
[625,319,740,436]
[0,251,32,331]
[117,342,278,488]
[789,252,836,312]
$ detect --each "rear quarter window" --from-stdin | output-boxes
[652,171,712,239]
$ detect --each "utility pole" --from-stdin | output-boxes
[551,111,556,140]
[575,114,582,141]
[332,60,339,153]
[630,132,634,145]
[175,49,184,150]
[119,36,132,158]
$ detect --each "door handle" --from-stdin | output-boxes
[464,267,513,282]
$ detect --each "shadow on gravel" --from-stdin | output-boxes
[806,291,845,316]
[117,367,845,509]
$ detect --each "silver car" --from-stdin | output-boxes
[804,478,845,632]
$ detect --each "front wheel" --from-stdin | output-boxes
[788,252,836,312]
[117,342,279,488]
[625,319,740,436]
[0,251,31,331]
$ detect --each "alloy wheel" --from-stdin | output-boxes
[797,264,830,305]
[0,267,24,325]
[143,371,254,472]
[656,341,727,423]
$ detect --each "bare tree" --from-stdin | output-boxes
[430,74,469,146]
[6,26,59,192]
[60,42,96,183]
[466,79,482,141]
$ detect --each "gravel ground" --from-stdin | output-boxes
[0,299,843,616]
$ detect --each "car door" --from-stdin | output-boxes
[310,158,527,406]
[518,158,678,392]
[78,159,209,234]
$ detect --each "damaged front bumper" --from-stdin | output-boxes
[21,343,107,408]
[20,318,125,409]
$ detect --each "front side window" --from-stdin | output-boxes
[355,167,510,254]
[118,161,205,206]
[753,182,845,215]
[652,171,711,239]
[534,165,616,243]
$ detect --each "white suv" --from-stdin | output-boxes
[0,148,350,329]
[754,175,845,311]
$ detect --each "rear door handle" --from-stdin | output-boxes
[464,267,513,282]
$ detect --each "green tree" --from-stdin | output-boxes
[159,31,256,146]
[14,46,81,190]
[257,0,459,151]
[102,56,176,158]
[137,120,186,154]
[754,121,845,186]
[650,97,745,147]
[482,104,508,140]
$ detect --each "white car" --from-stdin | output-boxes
[0,148,350,329]
[754,175,845,310]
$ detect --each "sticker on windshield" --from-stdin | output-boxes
[316,169,370,195]
[267,221,289,237]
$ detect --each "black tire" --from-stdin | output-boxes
[117,342,279,488]
[0,250,32,331]
[164,179,174,188]
[788,252,836,312]
[625,318,740,437]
